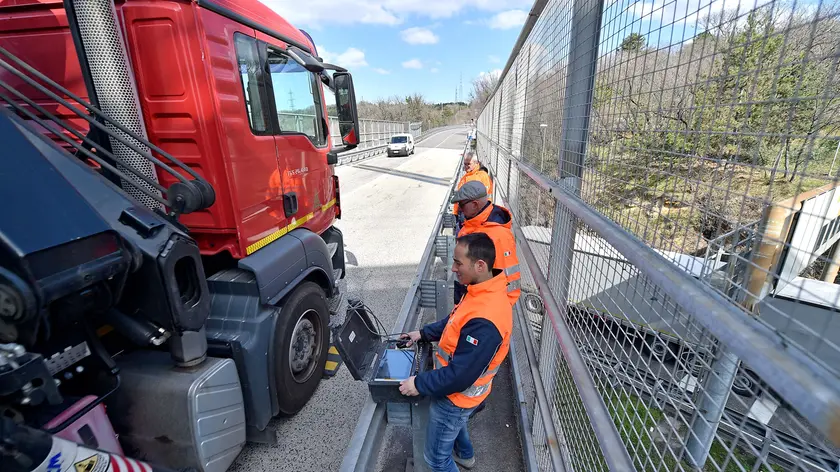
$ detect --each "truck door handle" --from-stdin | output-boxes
[283,193,298,217]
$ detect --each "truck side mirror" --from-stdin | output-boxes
[333,72,360,150]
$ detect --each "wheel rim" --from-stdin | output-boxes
[523,293,544,314]
[288,309,322,383]
[733,372,754,393]
[651,341,667,359]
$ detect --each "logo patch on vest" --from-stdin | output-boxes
[504,251,511,257]
[466,335,479,346]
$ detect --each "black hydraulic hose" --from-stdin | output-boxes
[0,84,169,200]
[0,105,169,208]
[43,373,121,435]
[0,46,205,183]
[0,49,202,184]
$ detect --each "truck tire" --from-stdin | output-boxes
[274,281,330,415]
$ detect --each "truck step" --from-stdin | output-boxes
[323,344,343,378]
[328,278,348,327]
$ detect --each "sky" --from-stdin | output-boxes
[258,0,826,103]
[259,0,532,103]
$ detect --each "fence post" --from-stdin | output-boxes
[508,44,532,217]
[685,347,740,467]
[546,0,604,321]
[494,92,503,180]
[540,0,620,468]
[362,120,367,149]
[685,267,745,467]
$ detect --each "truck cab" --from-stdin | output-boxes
[0,1,362,470]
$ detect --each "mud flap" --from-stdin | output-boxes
[324,274,346,379]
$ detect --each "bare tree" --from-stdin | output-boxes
[470,71,501,113]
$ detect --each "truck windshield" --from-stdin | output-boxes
[391,136,408,144]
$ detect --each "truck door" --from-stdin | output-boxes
[231,32,289,247]
[260,42,330,230]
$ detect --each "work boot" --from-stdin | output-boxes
[453,453,476,469]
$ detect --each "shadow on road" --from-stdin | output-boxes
[353,164,452,186]
[231,262,425,472]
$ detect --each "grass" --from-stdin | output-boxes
[605,389,785,472]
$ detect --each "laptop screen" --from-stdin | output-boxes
[373,348,416,381]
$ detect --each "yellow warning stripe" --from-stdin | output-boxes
[325,360,339,371]
[246,199,338,255]
[329,346,339,355]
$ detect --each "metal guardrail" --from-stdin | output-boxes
[326,116,423,150]
[273,113,420,166]
[334,125,466,167]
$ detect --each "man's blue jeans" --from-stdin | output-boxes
[424,397,476,472]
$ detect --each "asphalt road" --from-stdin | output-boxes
[228,127,466,472]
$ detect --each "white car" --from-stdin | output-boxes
[387,134,415,157]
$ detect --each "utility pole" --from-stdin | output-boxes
[287,90,295,110]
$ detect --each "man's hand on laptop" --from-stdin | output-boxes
[401,331,422,347]
[400,376,419,396]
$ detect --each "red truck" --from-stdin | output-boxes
[0,0,361,470]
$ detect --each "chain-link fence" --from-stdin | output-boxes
[326,116,419,149]
[275,113,418,150]
[476,0,840,470]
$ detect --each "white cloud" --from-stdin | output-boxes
[430,67,440,73]
[488,55,501,63]
[317,45,368,68]
[259,0,532,27]
[627,0,774,28]
[261,1,400,26]
[373,68,391,74]
[488,9,528,29]
[402,58,423,69]
[401,27,439,45]
[479,68,502,78]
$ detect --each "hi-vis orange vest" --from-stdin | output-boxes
[435,273,512,409]
[458,204,521,306]
[453,168,493,214]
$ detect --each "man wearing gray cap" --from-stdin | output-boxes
[451,181,521,308]
[449,181,521,420]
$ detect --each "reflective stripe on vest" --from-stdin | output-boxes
[461,381,492,398]
[504,264,520,276]
[434,346,450,370]
[507,278,521,292]
[434,273,511,408]
[435,342,501,396]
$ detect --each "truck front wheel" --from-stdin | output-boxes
[274,282,330,415]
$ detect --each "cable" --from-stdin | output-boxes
[358,302,416,364]
[346,301,420,369]
[351,301,407,340]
